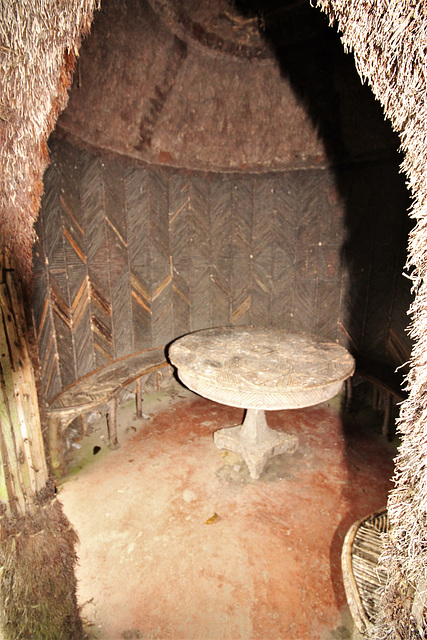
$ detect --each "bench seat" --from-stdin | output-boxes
[346,356,406,439]
[46,347,168,474]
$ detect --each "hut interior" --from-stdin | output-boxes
[19,0,419,637]
[34,0,412,397]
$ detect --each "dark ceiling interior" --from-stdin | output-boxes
[55,0,401,172]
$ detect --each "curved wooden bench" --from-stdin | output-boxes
[346,357,406,439]
[46,347,168,475]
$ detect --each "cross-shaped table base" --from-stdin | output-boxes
[214,408,298,479]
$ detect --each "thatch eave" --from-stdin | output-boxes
[0,0,98,292]
[315,0,427,635]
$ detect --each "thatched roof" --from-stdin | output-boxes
[315,0,427,636]
[0,0,97,288]
[55,0,399,173]
[55,0,325,172]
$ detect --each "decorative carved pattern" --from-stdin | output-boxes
[169,326,355,410]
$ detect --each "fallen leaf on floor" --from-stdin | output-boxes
[205,513,219,524]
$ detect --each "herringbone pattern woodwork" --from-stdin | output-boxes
[59,147,94,380]
[231,176,253,326]
[103,161,132,358]
[33,140,412,399]
[210,176,233,327]
[189,174,211,331]
[252,177,275,326]
[81,152,113,367]
[271,174,298,330]
[169,174,191,336]
[125,167,152,350]
[293,173,322,336]
[33,209,60,400]
[149,168,173,346]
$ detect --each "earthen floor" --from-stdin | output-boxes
[58,381,396,640]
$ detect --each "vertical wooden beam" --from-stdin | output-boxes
[0,252,48,516]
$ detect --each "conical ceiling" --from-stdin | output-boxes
[55,0,398,172]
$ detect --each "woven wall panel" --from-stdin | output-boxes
[149,168,173,346]
[189,174,211,332]
[340,169,373,353]
[251,177,275,326]
[40,164,76,390]
[230,176,253,326]
[49,277,75,388]
[58,147,94,380]
[387,254,412,365]
[103,161,132,358]
[34,141,411,398]
[169,173,191,337]
[315,179,345,340]
[270,174,298,330]
[81,152,113,366]
[33,211,61,400]
[125,167,152,350]
[210,175,233,328]
[293,173,324,336]
[340,161,412,364]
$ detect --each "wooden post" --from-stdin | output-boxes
[0,250,83,639]
[0,252,48,517]
[107,396,119,448]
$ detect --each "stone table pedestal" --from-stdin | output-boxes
[169,327,354,480]
[213,408,298,480]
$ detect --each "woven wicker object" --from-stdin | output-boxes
[341,510,389,635]
[169,326,354,478]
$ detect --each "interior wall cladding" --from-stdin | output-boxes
[33,141,411,401]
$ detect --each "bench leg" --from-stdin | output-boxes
[344,378,352,411]
[136,377,143,418]
[382,391,392,440]
[47,414,67,477]
[156,370,162,391]
[372,385,381,410]
[80,413,89,436]
[107,397,119,448]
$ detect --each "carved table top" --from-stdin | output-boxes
[169,326,355,410]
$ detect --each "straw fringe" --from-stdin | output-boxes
[0,0,98,290]
[315,1,427,636]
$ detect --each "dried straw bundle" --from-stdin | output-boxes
[0,481,82,640]
[314,1,427,637]
[0,0,97,290]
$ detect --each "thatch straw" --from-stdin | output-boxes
[0,0,98,291]
[314,1,427,636]
[0,480,82,640]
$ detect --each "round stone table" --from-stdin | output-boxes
[169,327,355,479]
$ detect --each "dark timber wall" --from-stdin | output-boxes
[33,140,411,401]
